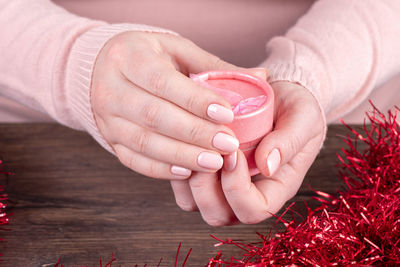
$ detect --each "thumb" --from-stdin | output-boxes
[254,82,324,177]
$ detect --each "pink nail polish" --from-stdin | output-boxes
[171,165,192,177]
[207,104,234,124]
[224,151,237,172]
[212,132,239,153]
[192,71,274,176]
[197,152,223,170]
[266,148,281,176]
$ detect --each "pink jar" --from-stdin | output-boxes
[191,70,274,175]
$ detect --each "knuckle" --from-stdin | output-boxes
[286,134,303,157]
[147,160,161,179]
[140,103,161,130]
[147,70,168,96]
[131,130,151,154]
[117,148,135,171]
[184,93,198,113]
[126,154,135,171]
[188,123,204,144]
[172,146,187,166]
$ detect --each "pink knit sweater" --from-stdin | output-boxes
[1,0,399,150]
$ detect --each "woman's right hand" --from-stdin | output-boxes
[91,31,247,180]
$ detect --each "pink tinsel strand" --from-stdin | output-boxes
[208,104,400,266]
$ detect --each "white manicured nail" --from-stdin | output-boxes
[266,148,281,176]
[197,152,223,170]
[171,165,192,177]
[224,151,237,172]
[212,132,239,153]
[207,104,234,124]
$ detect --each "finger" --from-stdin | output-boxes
[221,150,270,224]
[189,172,238,226]
[170,180,198,212]
[113,80,239,154]
[253,141,320,216]
[107,117,223,172]
[255,84,324,177]
[120,50,234,124]
[114,144,191,180]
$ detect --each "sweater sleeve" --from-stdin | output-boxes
[0,0,176,151]
[260,0,400,123]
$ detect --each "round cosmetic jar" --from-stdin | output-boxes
[191,70,274,175]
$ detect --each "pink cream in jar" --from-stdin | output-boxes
[191,70,274,175]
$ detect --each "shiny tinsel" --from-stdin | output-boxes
[0,160,11,258]
[208,104,400,266]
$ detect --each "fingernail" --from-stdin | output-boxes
[224,151,237,172]
[207,104,234,124]
[197,152,223,170]
[171,165,192,177]
[266,148,281,176]
[212,132,239,153]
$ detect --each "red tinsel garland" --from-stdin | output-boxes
[0,160,11,258]
[208,104,400,266]
[54,243,192,267]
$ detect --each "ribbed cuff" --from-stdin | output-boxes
[66,23,178,153]
[264,63,328,148]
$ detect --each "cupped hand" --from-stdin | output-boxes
[171,81,326,226]
[91,31,259,180]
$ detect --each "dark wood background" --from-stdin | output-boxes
[0,123,358,266]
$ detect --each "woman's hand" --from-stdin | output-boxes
[91,31,250,179]
[171,81,325,226]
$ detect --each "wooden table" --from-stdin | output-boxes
[0,123,357,266]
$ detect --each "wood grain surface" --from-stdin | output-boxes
[0,123,362,266]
